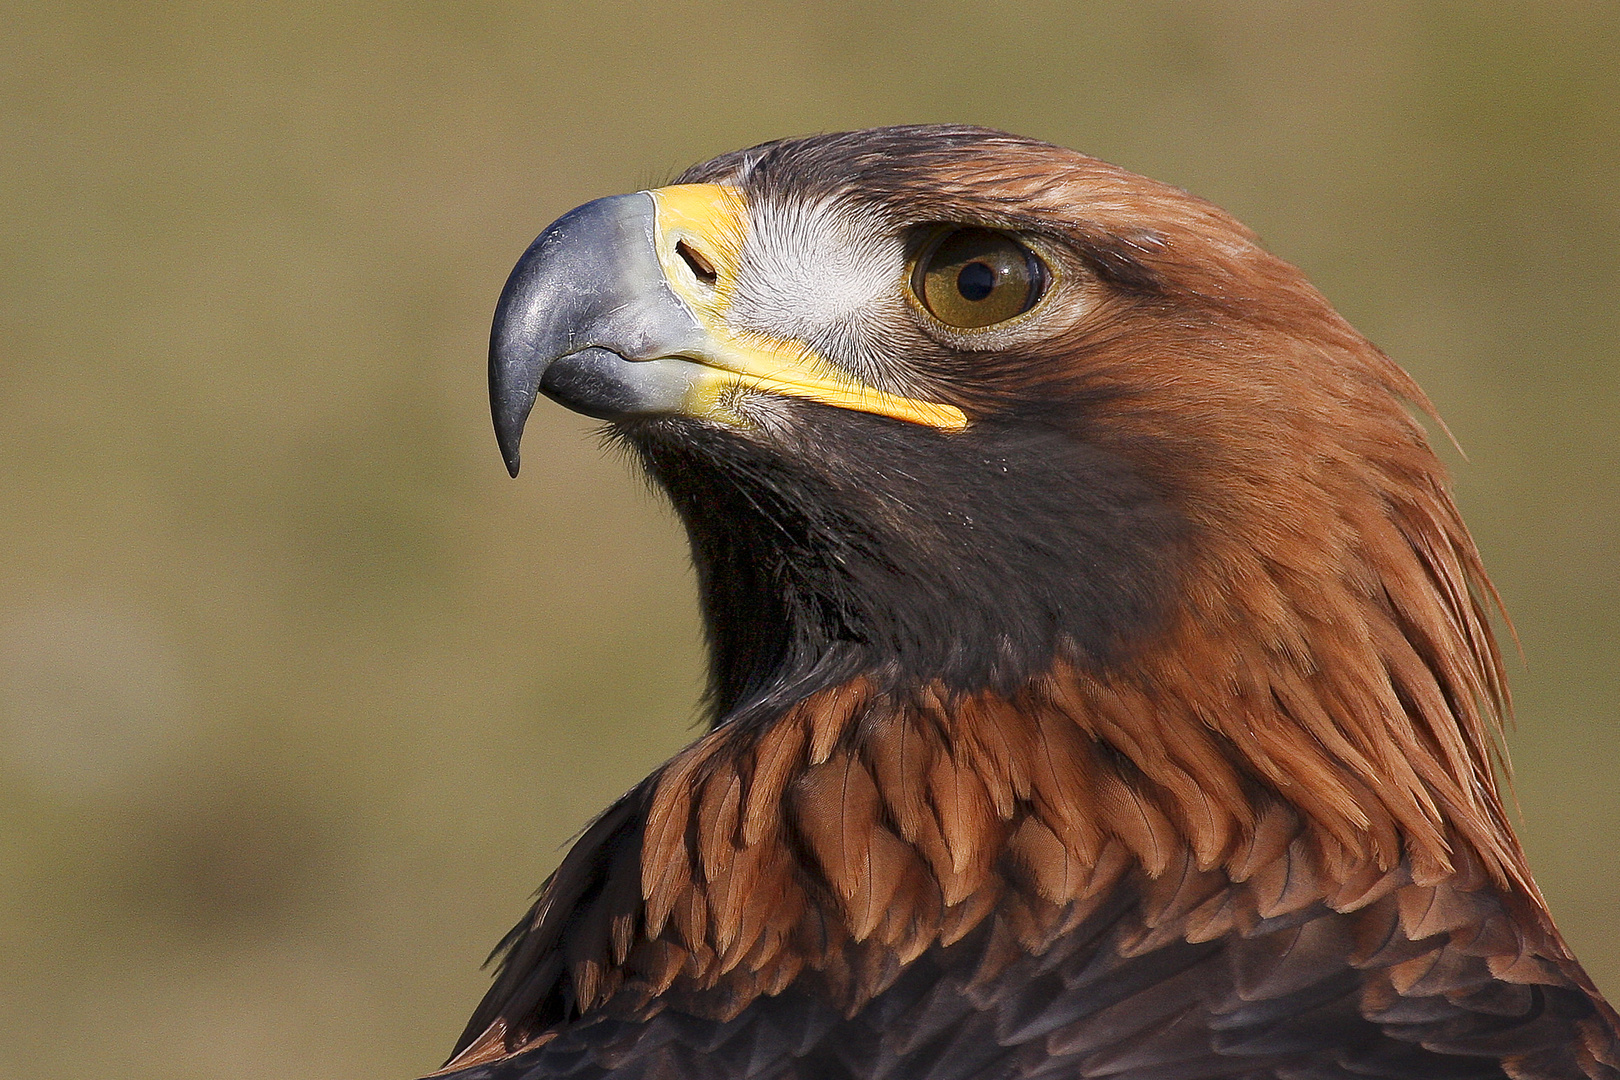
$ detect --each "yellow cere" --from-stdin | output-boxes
[646,185,969,433]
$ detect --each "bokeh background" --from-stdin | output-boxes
[2,3,1617,1078]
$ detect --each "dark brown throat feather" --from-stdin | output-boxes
[444,504,1614,1070]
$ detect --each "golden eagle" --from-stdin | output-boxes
[432,126,1619,1080]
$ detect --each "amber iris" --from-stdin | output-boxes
[914,228,1046,329]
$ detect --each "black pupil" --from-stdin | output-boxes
[956,261,996,301]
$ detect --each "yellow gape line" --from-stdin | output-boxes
[647,185,969,433]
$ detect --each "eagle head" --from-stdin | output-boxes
[490,127,1501,873]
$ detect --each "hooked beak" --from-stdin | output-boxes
[488,184,967,476]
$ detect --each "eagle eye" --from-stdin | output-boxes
[913,228,1047,329]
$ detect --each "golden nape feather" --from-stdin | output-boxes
[433,126,1618,1080]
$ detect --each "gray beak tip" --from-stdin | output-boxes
[488,191,678,478]
[490,375,535,478]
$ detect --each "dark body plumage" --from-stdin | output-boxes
[434,127,1620,1080]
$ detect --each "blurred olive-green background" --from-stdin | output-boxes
[2,4,1617,1078]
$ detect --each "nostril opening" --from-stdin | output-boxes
[676,240,718,286]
